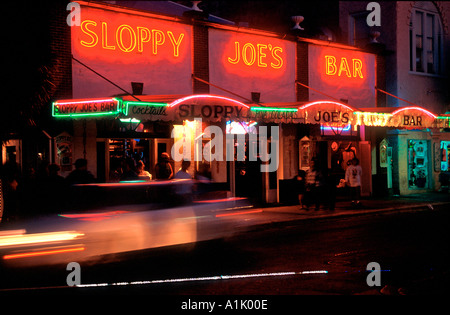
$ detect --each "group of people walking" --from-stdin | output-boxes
[293,157,362,211]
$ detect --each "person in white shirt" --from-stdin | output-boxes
[345,158,362,206]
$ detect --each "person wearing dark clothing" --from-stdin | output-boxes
[303,159,325,211]
[293,169,306,208]
[44,164,67,214]
[66,159,95,185]
[155,152,173,180]
[120,158,139,181]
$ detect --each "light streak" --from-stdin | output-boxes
[76,270,328,288]
[58,211,129,221]
[169,95,250,108]
[298,100,355,112]
[215,209,263,217]
[251,107,298,112]
[3,247,85,260]
[391,106,437,119]
[0,231,84,247]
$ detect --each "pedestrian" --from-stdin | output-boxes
[136,160,152,181]
[120,157,139,181]
[304,159,323,211]
[293,169,306,209]
[155,152,173,180]
[45,164,67,214]
[65,158,96,185]
[173,160,193,204]
[345,157,362,207]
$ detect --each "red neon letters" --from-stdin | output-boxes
[80,20,185,57]
[325,56,364,78]
[227,41,283,69]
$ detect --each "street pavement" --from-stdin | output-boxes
[238,191,450,230]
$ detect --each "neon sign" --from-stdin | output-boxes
[52,98,121,118]
[325,56,364,78]
[353,112,393,127]
[227,42,283,69]
[353,107,437,128]
[123,101,168,117]
[299,101,355,126]
[79,20,185,57]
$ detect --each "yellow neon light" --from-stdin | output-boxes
[80,20,98,48]
[242,43,256,66]
[116,24,137,52]
[101,22,115,50]
[227,42,240,64]
[167,31,184,57]
[137,26,151,53]
[271,47,283,69]
[152,29,165,55]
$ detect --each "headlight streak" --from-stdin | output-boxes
[76,270,329,288]
[0,231,84,247]
[3,247,86,260]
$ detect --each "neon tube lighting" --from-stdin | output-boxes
[53,98,117,106]
[391,106,437,119]
[251,107,298,112]
[169,95,250,108]
[298,100,355,112]
[321,124,351,131]
[124,101,168,107]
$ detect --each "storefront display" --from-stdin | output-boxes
[440,141,450,172]
[407,139,429,189]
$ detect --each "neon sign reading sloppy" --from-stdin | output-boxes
[227,41,284,69]
[325,56,364,78]
[79,20,185,57]
[53,98,120,118]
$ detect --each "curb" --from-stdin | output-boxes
[243,201,450,231]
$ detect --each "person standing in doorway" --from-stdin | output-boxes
[155,152,173,180]
[345,158,362,207]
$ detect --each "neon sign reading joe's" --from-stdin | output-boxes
[227,41,284,69]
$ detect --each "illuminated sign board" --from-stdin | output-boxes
[71,3,192,98]
[298,101,355,126]
[308,45,376,108]
[79,20,185,58]
[52,98,121,118]
[353,107,438,128]
[209,29,296,103]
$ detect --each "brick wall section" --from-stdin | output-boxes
[193,23,210,94]
[48,1,72,100]
[296,42,309,102]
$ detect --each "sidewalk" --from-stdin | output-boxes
[246,192,450,227]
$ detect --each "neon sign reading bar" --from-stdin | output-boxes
[325,56,364,78]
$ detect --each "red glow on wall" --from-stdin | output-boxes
[221,33,287,78]
[316,47,370,87]
[72,6,190,64]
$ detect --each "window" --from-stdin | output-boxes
[349,11,371,47]
[409,3,444,75]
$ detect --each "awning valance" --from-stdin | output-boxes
[53,95,447,129]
